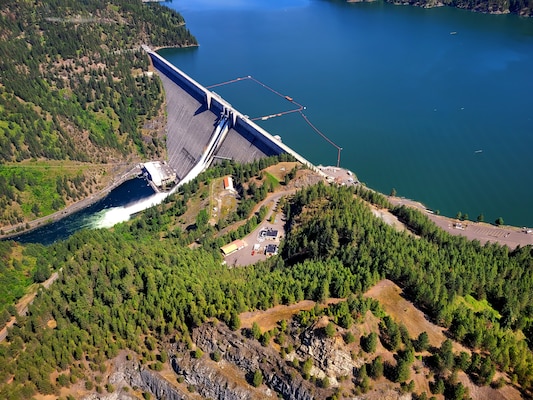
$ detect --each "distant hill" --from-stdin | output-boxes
[384,0,533,16]
[345,0,533,16]
[0,0,196,230]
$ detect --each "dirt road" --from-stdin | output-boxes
[0,269,60,343]
[390,197,533,248]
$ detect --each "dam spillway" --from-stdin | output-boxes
[143,46,318,183]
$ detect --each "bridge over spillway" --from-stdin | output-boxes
[142,45,320,186]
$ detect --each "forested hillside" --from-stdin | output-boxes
[383,0,533,16]
[0,0,196,229]
[284,183,533,390]
[0,160,532,399]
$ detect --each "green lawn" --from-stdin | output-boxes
[264,172,280,190]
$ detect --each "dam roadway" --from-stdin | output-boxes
[142,46,324,185]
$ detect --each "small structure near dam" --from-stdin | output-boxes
[142,45,321,189]
[141,161,177,191]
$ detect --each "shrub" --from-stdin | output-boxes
[252,369,263,387]
[344,331,356,344]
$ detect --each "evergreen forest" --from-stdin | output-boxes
[2,0,533,398]
[0,0,196,229]
[0,158,532,399]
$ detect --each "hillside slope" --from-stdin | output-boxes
[0,161,532,399]
[0,0,196,229]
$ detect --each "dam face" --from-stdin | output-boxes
[148,49,287,182]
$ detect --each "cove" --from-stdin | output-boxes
[163,0,533,227]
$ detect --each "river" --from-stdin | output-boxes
[8,178,155,245]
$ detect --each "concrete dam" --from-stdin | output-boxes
[143,46,317,185]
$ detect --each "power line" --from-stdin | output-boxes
[206,75,343,167]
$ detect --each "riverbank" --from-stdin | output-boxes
[0,164,141,241]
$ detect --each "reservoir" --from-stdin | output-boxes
[163,0,533,227]
[8,0,533,245]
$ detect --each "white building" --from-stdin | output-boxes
[142,161,176,190]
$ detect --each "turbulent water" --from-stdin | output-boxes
[163,0,533,227]
[8,179,156,245]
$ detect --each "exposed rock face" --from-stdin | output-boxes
[82,392,137,400]
[83,391,137,400]
[298,327,356,377]
[137,368,188,400]
[83,356,189,400]
[172,357,262,400]
[185,322,328,400]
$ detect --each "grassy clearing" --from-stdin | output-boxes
[0,160,116,228]
[240,300,317,332]
[365,279,470,353]
[263,161,299,182]
[1,161,84,217]
[264,171,280,190]
[175,182,210,229]
[0,244,34,316]
[455,294,501,320]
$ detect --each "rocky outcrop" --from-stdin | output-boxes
[172,357,266,400]
[82,355,189,400]
[137,368,189,400]
[185,322,328,400]
[298,326,356,377]
[82,392,137,400]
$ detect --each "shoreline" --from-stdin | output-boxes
[388,196,533,248]
[318,166,533,248]
[3,159,532,250]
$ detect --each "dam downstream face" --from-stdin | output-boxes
[165,0,533,227]
[8,0,533,245]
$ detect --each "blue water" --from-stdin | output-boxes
[8,178,154,245]
[163,0,533,227]
[8,0,533,245]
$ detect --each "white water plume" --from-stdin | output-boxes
[91,117,230,229]
[92,192,169,229]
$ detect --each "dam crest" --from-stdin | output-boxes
[141,45,321,190]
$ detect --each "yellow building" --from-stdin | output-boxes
[220,239,246,256]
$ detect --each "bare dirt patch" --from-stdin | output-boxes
[263,161,299,181]
[240,300,317,332]
[46,319,57,329]
[364,279,468,354]
[371,206,408,234]
[240,299,345,332]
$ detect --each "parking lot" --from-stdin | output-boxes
[223,194,286,267]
